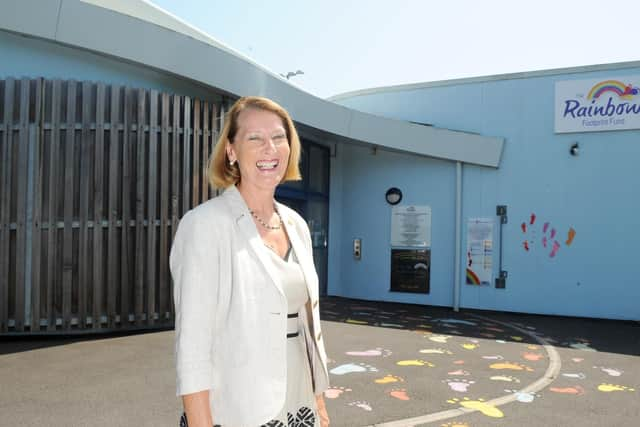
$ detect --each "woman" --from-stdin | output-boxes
[170,96,330,427]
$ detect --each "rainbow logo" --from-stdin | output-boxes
[587,80,639,100]
[466,268,481,285]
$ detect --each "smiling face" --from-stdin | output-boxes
[226,107,291,193]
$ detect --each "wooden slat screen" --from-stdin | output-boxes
[0,78,220,334]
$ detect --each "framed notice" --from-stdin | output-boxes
[391,205,431,248]
[466,218,493,286]
[390,249,430,294]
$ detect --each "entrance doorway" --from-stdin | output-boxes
[276,139,330,295]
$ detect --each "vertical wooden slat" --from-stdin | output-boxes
[146,90,158,326]
[192,99,200,206]
[182,97,191,214]
[0,78,15,332]
[107,85,120,328]
[77,81,92,329]
[171,94,180,239]
[30,78,44,331]
[92,83,106,328]
[46,79,61,331]
[120,87,132,324]
[209,103,218,199]
[134,88,146,325]
[159,93,170,320]
[201,102,209,202]
[13,79,32,332]
[62,81,76,329]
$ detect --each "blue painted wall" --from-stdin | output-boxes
[333,66,640,321]
[0,31,218,101]
[327,143,457,307]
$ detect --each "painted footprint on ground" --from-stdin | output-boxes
[490,375,520,383]
[387,388,410,400]
[330,363,378,375]
[593,366,623,377]
[522,352,545,361]
[482,355,504,360]
[441,422,470,427]
[348,400,372,411]
[461,343,479,350]
[489,362,534,372]
[375,374,404,384]
[420,348,453,355]
[561,373,586,379]
[345,348,392,357]
[597,383,635,392]
[429,335,453,343]
[444,379,475,392]
[549,385,585,395]
[447,397,504,418]
[397,359,435,367]
[448,369,471,376]
[505,389,541,403]
[324,386,352,399]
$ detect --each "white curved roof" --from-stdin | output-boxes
[1,0,504,167]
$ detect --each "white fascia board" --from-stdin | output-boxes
[0,0,61,39]
[347,110,504,167]
[6,0,504,168]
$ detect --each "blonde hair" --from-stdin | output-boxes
[208,96,302,189]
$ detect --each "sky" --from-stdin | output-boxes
[149,0,640,99]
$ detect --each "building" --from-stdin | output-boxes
[0,0,635,335]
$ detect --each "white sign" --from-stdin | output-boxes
[391,205,431,248]
[555,76,640,133]
[466,218,493,286]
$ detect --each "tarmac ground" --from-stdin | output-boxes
[1,296,638,427]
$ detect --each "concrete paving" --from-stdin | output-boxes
[1,297,638,427]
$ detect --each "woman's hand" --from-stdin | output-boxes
[316,394,330,427]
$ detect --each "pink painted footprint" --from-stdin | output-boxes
[448,369,471,376]
[550,385,585,395]
[444,378,475,392]
[346,347,392,357]
[388,388,410,400]
[324,386,352,399]
[348,400,372,411]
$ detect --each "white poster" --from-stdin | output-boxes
[466,218,493,286]
[555,76,640,133]
[391,205,431,248]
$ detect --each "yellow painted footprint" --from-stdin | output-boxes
[375,374,404,384]
[462,343,479,350]
[447,397,504,418]
[597,383,635,393]
[397,359,435,367]
[441,422,470,427]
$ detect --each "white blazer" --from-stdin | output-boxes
[170,185,330,427]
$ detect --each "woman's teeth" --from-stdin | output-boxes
[257,160,278,170]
